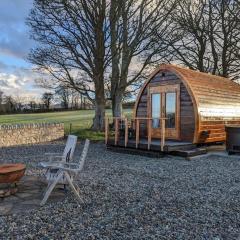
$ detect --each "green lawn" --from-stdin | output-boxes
[0,109,132,140]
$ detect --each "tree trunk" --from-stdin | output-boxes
[92,99,105,131]
[91,0,106,131]
[112,92,123,118]
[92,79,105,131]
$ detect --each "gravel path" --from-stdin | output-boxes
[1,142,240,239]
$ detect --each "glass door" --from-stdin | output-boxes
[149,84,180,139]
[166,92,176,129]
[151,93,161,129]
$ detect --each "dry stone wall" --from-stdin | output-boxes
[0,123,64,147]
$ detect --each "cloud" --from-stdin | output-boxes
[0,0,44,100]
[0,66,45,99]
[0,0,34,59]
[0,0,33,23]
[0,73,20,89]
[0,29,34,59]
[0,79,10,88]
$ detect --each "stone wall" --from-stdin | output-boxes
[0,123,64,147]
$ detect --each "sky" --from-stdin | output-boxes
[0,0,43,101]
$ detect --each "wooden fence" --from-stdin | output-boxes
[105,117,167,151]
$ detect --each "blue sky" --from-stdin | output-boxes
[0,0,43,101]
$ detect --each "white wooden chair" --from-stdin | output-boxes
[40,139,90,206]
[39,135,77,198]
[41,135,78,166]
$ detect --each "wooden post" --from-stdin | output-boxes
[80,94,83,109]
[161,118,166,151]
[136,119,140,148]
[105,118,109,145]
[125,118,128,147]
[115,118,119,145]
[69,123,72,135]
[84,97,86,109]
[147,118,152,150]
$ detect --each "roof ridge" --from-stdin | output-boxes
[161,63,230,81]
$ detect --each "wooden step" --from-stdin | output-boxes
[170,148,207,158]
[106,145,165,158]
[164,143,197,152]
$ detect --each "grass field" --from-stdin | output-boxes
[0,109,132,140]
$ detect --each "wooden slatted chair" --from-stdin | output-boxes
[40,135,78,193]
[40,139,90,206]
[42,135,78,165]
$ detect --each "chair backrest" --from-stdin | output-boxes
[62,135,78,162]
[78,139,90,171]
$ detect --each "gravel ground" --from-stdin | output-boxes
[1,142,240,239]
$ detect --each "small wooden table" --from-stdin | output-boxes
[0,163,26,197]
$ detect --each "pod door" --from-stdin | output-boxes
[149,84,180,139]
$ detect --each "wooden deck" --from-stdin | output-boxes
[107,138,207,158]
[105,118,207,158]
[108,138,195,151]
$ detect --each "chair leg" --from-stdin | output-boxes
[65,172,83,203]
[42,182,51,197]
[40,171,63,206]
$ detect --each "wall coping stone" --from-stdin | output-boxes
[0,122,64,130]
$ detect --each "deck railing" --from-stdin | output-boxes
[105,117,167,151]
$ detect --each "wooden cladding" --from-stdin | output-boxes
[134,64,240,144]
[135,69,195,142]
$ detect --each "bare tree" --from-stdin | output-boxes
[109,0,177,117]
[164,0,240,78]
[55,85,70,109]
[0,90,4,113]
[27,0,109,130]
[29,100,37,111]
[28,0,178,124]
[42,92,53,109]
[4,96,16,113]
[0,90,3,105]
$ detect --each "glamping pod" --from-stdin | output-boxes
[134,64,240,144]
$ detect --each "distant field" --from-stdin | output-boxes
[0,109,132,140]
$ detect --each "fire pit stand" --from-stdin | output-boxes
[0,164,26,197]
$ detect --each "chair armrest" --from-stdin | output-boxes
[62,163,79,167]
[47,162,80,172]
[45,152,61,156]
[39,161,64,168]
[45,154,63,162]
[50,155,63,159]
[56,165,80,173]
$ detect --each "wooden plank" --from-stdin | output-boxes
[196,92,240,101]
[198,136,225,143]
[191,84,240,95]
[176,85,180,139]
[136,119,140,148]
[125,118,128,147]
[200,133,226,138]
[105,118,109,145]
[201,129,225,134]
[115,118,119,146]
[201,122,240,126]
[147,118,152,150]
[161,118,166,151]
[149,84,180,94]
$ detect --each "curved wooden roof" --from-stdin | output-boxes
[163,64,240,120]
[135,64,240,121]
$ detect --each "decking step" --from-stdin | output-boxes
[164,144,197,152]
[106,145,165,158]
[170,148,207,158]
